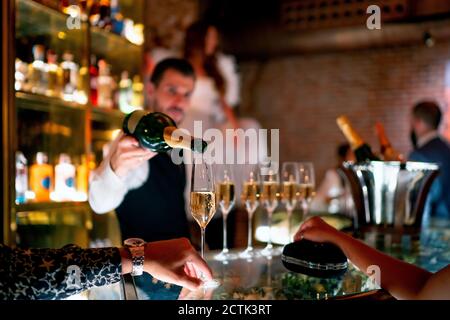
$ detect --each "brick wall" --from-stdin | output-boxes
[239,42,450,182]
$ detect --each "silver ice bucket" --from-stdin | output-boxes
[339,161,440,232]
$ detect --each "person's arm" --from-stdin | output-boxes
[294,217,450,300]
[88,132,155,213]
[0,238,212,300]
[0,243,122,300]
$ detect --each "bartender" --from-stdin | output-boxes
[88,58,197,299]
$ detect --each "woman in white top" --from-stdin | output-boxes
[181,21,263,249]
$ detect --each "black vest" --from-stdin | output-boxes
[115,153,190,242]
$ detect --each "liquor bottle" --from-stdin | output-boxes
[98,0,112,30]
[89,0,101,26]
[375,122,404,161]
[29,44,47,95]
[336,115,380,162]
[76,59,89,104]
[76,154,89,195]
[118,71,132,113]
[15,58,29,91]
[46,50,61,98]
[30,152,53,202]
[123,110,208,153]
[97,59,113,108]
[110,0,124,35]
[15,151,28,204]
[61,51,79,101]
[89,55,99,106]
[130,75,144,110]
[54,153,76,201]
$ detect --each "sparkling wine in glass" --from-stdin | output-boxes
[214,164,238,261]
[260,164,281,257]
[190,155,220,288]
[239,166,261,260]
[281,162,299,241]
[297,162,315,220]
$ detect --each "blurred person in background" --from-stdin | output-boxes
[408,101,450,224]
[310,143,355,216]
[181,20,264,250]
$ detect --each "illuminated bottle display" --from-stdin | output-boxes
[30,152,53,202]
[15,151,28,204]
[54,153,76,201]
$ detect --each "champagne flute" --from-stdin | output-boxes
[281,162,299,242]
[260,164,280,257]
[239,166,261,260]
[190,155,220,288]
[214,164,238,261]
[297,162,315,220]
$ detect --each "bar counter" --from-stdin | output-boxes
[83,217,450,300]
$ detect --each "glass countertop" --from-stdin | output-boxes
[84,218,450,300]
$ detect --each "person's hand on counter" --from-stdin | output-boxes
[120,238,213,291]
[110,132,156,178]
[294,216,450,300]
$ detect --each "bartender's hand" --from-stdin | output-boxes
[143,238,213,291]
[109,132,156,178]
[294,216,341,244]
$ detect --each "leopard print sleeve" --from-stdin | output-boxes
[0,244,122,300]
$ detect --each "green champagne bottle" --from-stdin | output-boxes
[123,110,207,153]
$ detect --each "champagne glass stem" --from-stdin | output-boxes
[247,210,254,250]
[302,201,309,220]
[267,209,273,248]
[287,208,293,241]
[222,212,228,252]
[201,227,206,259]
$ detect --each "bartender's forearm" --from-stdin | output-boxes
[88,161,128,213]
[330,232,432,300]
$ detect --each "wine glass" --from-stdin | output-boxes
[259,163,281,257]
[190,155,220,288]
[214,164,238,261]
[239,166,261,260]
[297,162,315,220]
[281,162,299,242]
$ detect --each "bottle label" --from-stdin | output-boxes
[41,176,51,190]
[126,110,147,134]
[65,177,75,188]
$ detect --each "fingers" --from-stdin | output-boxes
[121,148,155,160]
[119,135,140,148]
[294,230,304,242]
[184,261,199,279]
[176,274,202,291]
[188,254,213,280]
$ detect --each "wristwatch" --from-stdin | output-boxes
[124,238,146,276]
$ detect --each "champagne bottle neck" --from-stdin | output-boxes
[163,127,207,153]
[337,117,365,150]
[375,123,392,148]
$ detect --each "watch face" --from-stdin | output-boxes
[124,238,145,247]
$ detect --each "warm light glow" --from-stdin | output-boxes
[111,129,122,140]
[58,32,67,40]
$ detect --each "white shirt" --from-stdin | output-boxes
[88,133,150,214]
